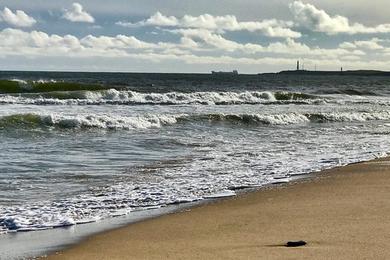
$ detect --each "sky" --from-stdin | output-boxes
[1,0,390,73]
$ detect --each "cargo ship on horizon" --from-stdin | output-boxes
[211,70,239,75]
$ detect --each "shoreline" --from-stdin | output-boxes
[0,160,357,259]
[0,200,203,259]
[46,157,390,259]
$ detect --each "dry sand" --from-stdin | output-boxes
[47,158,390,259]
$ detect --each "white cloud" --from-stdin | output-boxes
[80,34,157,49]
[0,28,83,56]
[0,28,170,58]
[340,38,385,50]
[117,12,301,38]
[172,29,245,52]
[114,2,390,39]
[3,2,390,71]
[142,12,179,27]
[63,3,95,23]
[0,7,36,27]
[0,27,365,59]
[290,1,390,35]
[117,3,390,39]
[1,27,389,72]
[170,28,360,59]
[339,42,356,49]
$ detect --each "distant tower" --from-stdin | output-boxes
[341,67,343,72]
[297,60,300,71]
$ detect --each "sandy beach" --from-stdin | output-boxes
[46,157,390,260]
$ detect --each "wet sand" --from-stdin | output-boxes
[47,158,390,259]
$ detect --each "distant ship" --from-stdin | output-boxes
[211,70,239,75]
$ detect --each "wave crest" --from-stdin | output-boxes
[0,80,108,94]
[0,90,325,106]
[195,111,390,125]
[0,113,180,130]
[1,111,390,131]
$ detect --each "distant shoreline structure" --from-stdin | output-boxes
[261,69,390,77]
[0,69,389,77]
[262,59,390,76]
[211,70,239,75]
[209,69,390,77]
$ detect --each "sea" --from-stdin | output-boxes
[0,71,390,258]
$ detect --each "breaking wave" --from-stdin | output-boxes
[0,79,109,94]
[0,89,326,106]
[189,111,390,125]
[317,88,379,96]
[2,111,390,131]
[0,113,180,130]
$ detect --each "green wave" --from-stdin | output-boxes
[0,80,20,93]
[0,80,112,94]
[0,114,45,128]
[21,90,102,100]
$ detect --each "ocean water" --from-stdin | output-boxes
[1,71,390,235]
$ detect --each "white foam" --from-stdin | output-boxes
[0,113,183,130]
[311,111,390,122]
[2,90,390,235]
[44,113,180,129]
[0,148,388,234]
[2,111,390,131]
[203,190,236,199]
[0,90,326,106]
[33,79,57,84]
[9,78,28,85]
[197,111,390,125]
[248,113,310,125]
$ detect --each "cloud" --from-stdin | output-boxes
[117,3,390,37]
[63,3,95,23]
[339,38,384,50]
[290,1,390,35]
[3,2,390,72]
[0,7,36,27]
[1,27,388,72]
[80,34,157,49]
[339,42,356,49]
[0,28,166,58]
[171,29,246,52]
[170,28,361,59]
[0,27,365,59]
[117,12,301,38]
[139,12,179,27]
[0,28,82,56]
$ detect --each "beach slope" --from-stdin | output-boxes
[48,158,390,259]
